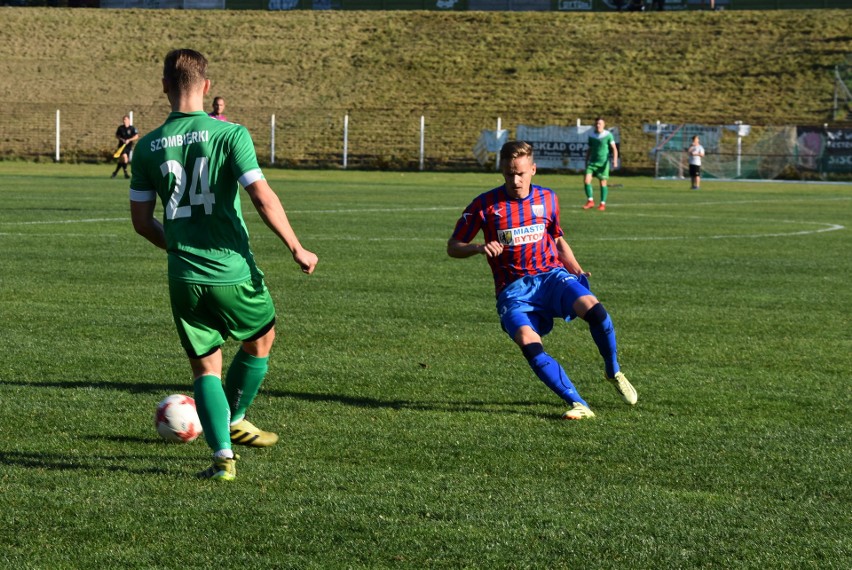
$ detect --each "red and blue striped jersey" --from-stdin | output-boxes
[451,184,565,296]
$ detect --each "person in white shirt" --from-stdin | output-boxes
[686,135,705,190]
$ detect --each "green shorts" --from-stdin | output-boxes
[169,276,276,358]
[585,161,611,181]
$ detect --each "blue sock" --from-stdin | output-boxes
[522,343,588,406]
[584,303,620,378]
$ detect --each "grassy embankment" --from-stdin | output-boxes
[0,8,850,168]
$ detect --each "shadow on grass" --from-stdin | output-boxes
[0,379,578,420]
[100,434,161,444]
[266,388,561,420]
[0,450,168,476]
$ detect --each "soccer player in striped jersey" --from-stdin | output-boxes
[448,140,636,420]
[129,49,318,480]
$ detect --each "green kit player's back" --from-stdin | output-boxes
[130,111,264,285]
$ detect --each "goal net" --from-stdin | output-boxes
[651,124,803,181]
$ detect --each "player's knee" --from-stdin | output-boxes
[520,342,544,361]
[243,321,276,356]
[582,302,608,326]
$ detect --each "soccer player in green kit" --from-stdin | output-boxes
[129,49,318,481]
[582,117,619,212]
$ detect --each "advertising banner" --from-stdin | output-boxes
[555,0,593,10]
[472,128,509,166]
[556,0,730,11]
[796,127,852,173]
[261,0,828,10]
[268,0,465,9]
[516,124,620,170]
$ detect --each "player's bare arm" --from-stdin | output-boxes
[610,142,619,168]
[245,179,318,274]
[555,236,589,277]
[447,238,503,259]
[130,199,167,250]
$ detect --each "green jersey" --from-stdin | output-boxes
[587,130,615,167]
[130,111,264,285]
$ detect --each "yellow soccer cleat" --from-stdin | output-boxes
[230,418,279,447]
[197,454,239,482]
[608,371,638,405]
[562,402,596,420]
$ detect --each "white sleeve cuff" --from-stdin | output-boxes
[238,168,264,188]
[129,188,157,202]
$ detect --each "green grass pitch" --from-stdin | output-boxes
[0,163,849,568]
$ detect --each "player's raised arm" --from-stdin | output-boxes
[244,178,318,275]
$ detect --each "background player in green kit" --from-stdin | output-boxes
[129,49,318,481]
[582,117,619,212]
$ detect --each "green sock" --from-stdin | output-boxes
[584,184,593,199]
[601,184,609,203]
[193,375,232,452]
[225,349,269,423]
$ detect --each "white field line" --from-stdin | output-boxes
[0,233,119,237]
[0,200,847,242]
[0,217,126,237]
[0,217,128,226]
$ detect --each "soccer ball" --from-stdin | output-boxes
[155,394,202,443]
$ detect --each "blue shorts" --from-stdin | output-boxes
[497,269,593,340]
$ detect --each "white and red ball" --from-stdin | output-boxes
[155,394,202,443]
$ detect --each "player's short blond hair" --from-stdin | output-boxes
[163,49,208,94]
[500,140,534,164]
